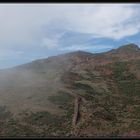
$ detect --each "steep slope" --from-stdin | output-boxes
[0,44,140,137]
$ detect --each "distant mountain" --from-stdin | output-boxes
[0,44,140,137]
[117,43,139,51]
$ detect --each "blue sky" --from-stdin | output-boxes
[0,4,140,69]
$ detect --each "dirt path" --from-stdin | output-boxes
[72,97,81,126]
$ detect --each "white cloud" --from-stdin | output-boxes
[0,49,24,60]
[62,4,140,40]
[37,4,140,49]
[0,4,139,64]
[41,38,58,49]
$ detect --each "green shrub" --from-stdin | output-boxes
[48,91,73,105]
[29,111,62,127]
[117,80,140,96]
[111,62,135,81]
[73,82,97,95]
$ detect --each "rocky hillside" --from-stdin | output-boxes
[0,43,140,137]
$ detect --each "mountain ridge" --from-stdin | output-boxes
[10,43,139,71]
[0,43,140,137]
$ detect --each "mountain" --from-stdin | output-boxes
[0,44,140,137]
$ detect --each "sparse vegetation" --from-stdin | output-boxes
[28,111,62,127]
[0,44,140,137]
[48,91,74,105]
[111,62,135,81]
[73,82,97,95]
